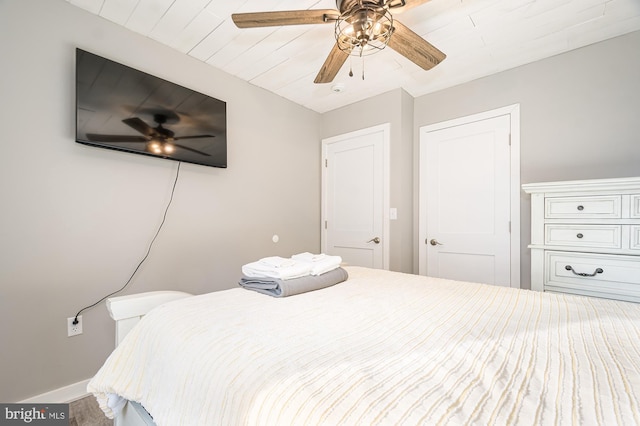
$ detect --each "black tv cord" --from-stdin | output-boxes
[72,162,181,325]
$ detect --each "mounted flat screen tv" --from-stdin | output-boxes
[75,48,227,168]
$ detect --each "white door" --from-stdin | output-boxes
[322,124,389,269]
[419,106,520,287]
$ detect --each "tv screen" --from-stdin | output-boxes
[75,48,227,168]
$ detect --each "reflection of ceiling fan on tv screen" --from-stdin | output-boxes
[75,48,227,169]
[87,112,214,157]
[232,0,446,83]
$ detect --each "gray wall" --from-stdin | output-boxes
[413,30,640,289]
[321,89,415,273]
[0,0,321,402]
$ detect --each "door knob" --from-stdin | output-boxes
[367,237,381,244]
[429,239,443,246]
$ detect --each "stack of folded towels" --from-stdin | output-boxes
[239,253,348,297]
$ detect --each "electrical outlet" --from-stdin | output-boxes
[67,316,83,337]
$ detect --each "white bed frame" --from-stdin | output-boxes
[106,291,193,426]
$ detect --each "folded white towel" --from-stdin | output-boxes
[292,252,342,276]
[291,252,327,262]
[259,256,296,268]
[242,257,312,280]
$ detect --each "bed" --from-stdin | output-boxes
[88,266,640,425]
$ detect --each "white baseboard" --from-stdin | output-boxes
[19,379,91,403]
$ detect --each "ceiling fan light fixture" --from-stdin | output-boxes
[148,141,162,154]
[147,140,176,155]
[335,6,393,56]
[231,1,446,84]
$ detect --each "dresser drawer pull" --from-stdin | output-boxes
[565,265,604,277]
[577,205,584,211]
[576,233,583,239]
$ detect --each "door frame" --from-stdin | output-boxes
[418,104,521,287]
[321,123,390,270]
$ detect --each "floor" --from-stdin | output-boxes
[69,395,113,426]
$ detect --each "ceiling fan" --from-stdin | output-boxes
[87,112,214,156]
[231,0,446,83]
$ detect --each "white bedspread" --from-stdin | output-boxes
[88,267,640,425]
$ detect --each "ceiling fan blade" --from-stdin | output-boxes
[173,144,211,156]
[86,134,148,143]
[173,134,215,141]
[314,43,350,84]
[232,9,339,28]
[388,20,445,70]
[122,117,155,137]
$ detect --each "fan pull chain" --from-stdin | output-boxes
[357,45,365,80]
[346,50,367,80]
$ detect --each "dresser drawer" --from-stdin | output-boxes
[632,226,640,251]
[544,224,621,249]
[632,194,640,218]
[545,195,621,219]
[545,251,640,302]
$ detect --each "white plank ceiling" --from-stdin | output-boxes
[66,0,640,113]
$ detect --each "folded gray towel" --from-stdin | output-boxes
[239,267,348,297]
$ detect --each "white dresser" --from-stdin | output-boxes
[523,177,640,302]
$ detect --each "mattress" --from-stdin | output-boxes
[88,266,640,425]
